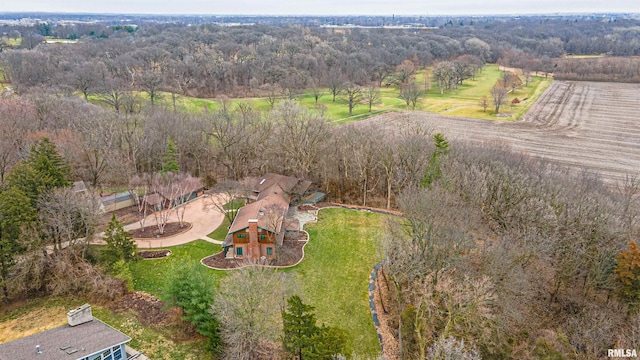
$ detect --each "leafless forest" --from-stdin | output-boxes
[1,13,640,360]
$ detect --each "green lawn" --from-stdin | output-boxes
[91,306,212,360]
[1,36,21,47]
[3,209,385,358]
[128,240,223,299]
[152,64,550,123]
[419,64,552,120]
[287,208,385,357]
[129,209,384,356]
[83,63,550,124]
[207,217,231,241]
[222,198,245,210]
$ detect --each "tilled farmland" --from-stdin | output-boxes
[354,81,640,185]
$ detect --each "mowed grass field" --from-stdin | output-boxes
[288,208,386,357]
[128,240,223,298]
[418,64,552,120]
[129,208,384,357]
[0,36,21,47]
[119,63,550,123]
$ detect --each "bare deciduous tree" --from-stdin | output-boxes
[479,96,489,112]
[399,83,423,110]
[364,83,381,112]
[213,265,290,360]
[38,187,102,257]
[269,100,330,178]
[490,82,508,114]
[341,82,363,117]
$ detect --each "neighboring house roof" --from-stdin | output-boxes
[254,173,311,197]
[0,317,131,360]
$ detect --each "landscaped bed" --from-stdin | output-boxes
[129,222,192,239]
[138,249,172,259]
[202,232,307,269]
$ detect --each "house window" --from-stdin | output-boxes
[113,346,123,360]
[236,247,243,256]
[266,247,273,256]
[102,348,113,360]
[237,234,246,239]
[260,234,266,240]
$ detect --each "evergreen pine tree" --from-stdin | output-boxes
[282,294,348,359]
[7,138,71,207]
[161,138,180,174]
[421,133,450,189]
[0,186,38,301]
[103,214,137,265]
[282,295,318,359]
[166,261,222,354]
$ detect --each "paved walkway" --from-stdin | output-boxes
[86,194,227,250]
[124,195,227,249]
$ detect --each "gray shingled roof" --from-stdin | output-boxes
[0,318,131,360]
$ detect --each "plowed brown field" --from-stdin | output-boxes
[354,81,640,185]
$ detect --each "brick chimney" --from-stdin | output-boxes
[67,304,93,327]
[248,219,259,259]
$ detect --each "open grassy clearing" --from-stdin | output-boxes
[0,36,21,47]
[0,298,71,343]
[287,208,386,357]
[128,240,223,298]
[123,63,545,123]
[418,64,552,120]
[564,54,606,59]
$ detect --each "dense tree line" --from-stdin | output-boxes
[0,136,128,302]
[0,95,437,210]
[383,143,640,359]
[553,57,640,82]
[3,16,640,100]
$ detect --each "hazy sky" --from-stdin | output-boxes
[3,0,640,16]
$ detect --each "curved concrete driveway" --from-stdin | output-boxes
[123,194,227,249]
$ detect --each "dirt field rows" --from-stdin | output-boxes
[354,81,640,185]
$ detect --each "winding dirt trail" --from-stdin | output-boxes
[354,81,640,185]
